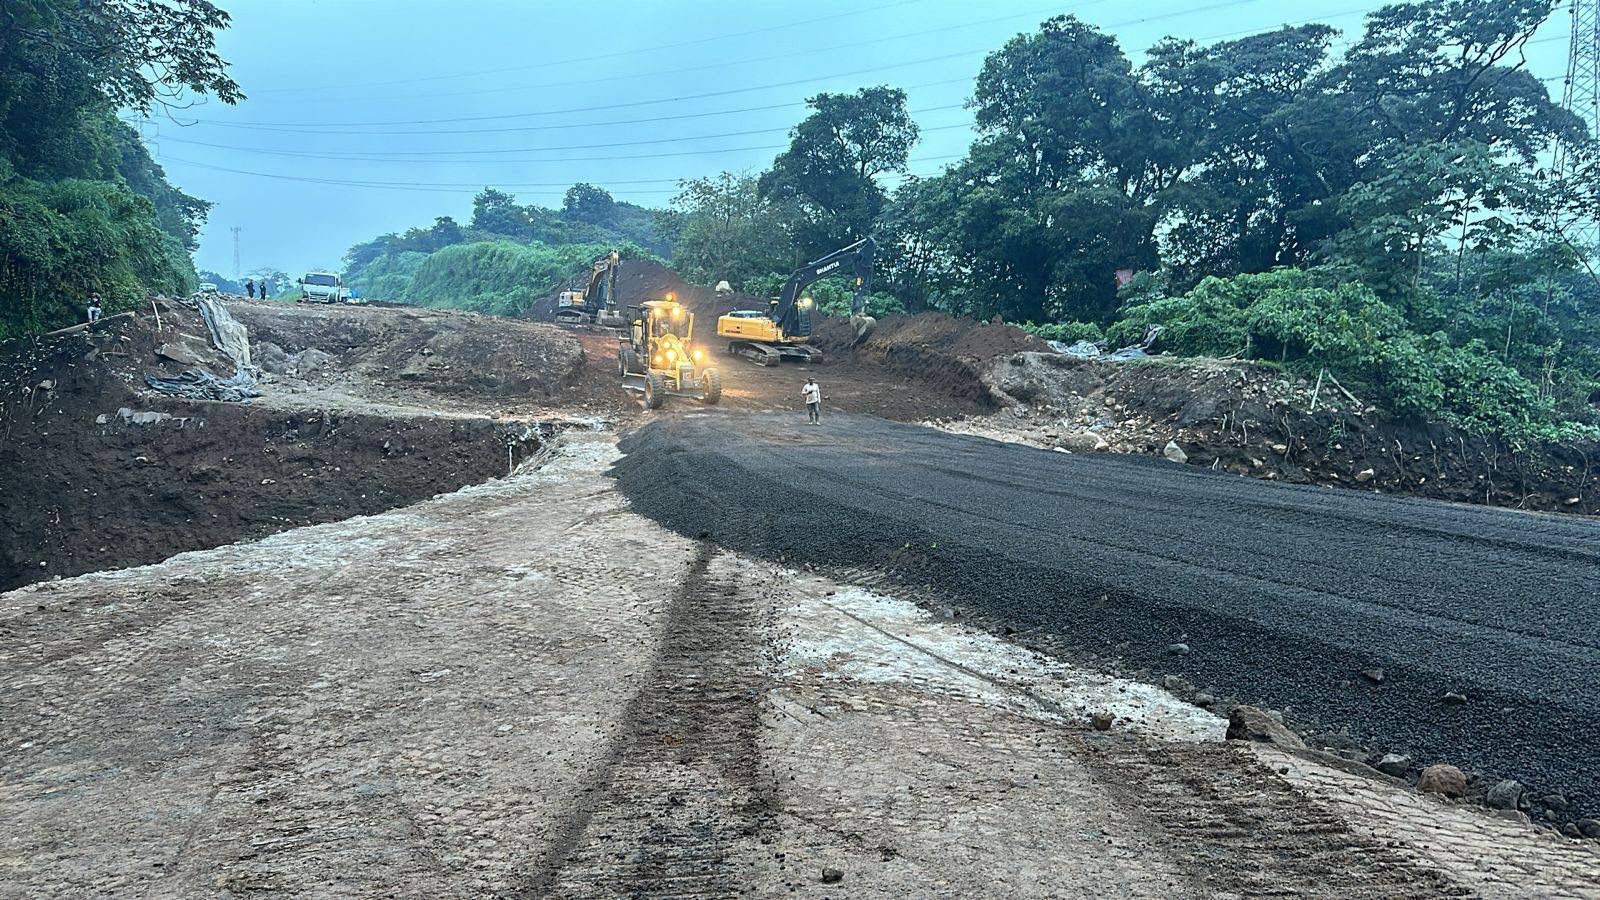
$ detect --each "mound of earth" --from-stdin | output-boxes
[230,300,585,400]
[948,352,1600,514]
[0,302,550,592]
[813,311,1049,407]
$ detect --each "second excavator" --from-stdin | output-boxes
[555,250,625,327]
[716,237,876,366]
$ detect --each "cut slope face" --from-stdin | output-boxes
[231,299,585,400]
[0,302,554,591]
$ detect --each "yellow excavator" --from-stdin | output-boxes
[555,250,625,327]
[716,237,877,365]
[618,294,722,409]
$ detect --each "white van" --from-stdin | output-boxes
[299,272,350,304]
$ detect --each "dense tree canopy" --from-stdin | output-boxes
[1,0,240,337]
[338,0,1599,441]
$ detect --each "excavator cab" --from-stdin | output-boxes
[716,237,876,365]
[618,295,722,409]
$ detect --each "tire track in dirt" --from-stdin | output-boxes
[516,543,775,898]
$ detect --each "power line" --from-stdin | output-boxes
[177,0,1267,130]
[155,121,975,172]
[252,0,934,95]
[152,105,970,160]
[282,2,1111,106]
[157,153,965,195]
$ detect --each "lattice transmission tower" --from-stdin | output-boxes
[1558,0,1600,246]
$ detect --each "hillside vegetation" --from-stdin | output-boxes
[0,1,239,339]
[337,1,1600,444]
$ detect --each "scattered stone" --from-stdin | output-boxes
[1579,819,1600,839]
[1485,779,1523,810]
[1167,642,1191,655]
[155,342,203,367]
[1161,674,1190,692]
[1565,497,1582,506]
[1090,712,1114,731]
[1360,668,1385,684]
[1226,705,1306,750]
[1354,467,1376,483]
[1193,692,1216,708]
[1163,440,1188,464]
[1539,793,1569,813]
[1440,691,1468,705]
[1562,823,1584,839]
[1375,753,1412,778]
[1060,431,1109,453]
[1416,764,1467,797]
[820,868,844,884]
[1271,442,1288,454]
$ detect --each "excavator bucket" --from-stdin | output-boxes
[850,314,876,344]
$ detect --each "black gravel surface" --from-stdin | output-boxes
[613,412,1600,822]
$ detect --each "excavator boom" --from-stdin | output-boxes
[716,237,877,365]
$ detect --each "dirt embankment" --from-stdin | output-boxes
[0,303,551,591]
[962,353,1600,515]
[814,312,1048,408]
[232,300,586,401]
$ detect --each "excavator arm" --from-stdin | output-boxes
[770,237,877,337]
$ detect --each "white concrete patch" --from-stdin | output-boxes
[781,581,1225,743]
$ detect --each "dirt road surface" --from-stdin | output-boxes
[5,432,1598,897]
[6,298,1600,897]
[614,413,1600,830]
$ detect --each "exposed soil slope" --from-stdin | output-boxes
[0,303,551,591]
[961,353,1600,515]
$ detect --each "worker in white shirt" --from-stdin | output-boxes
[802,377,822,425]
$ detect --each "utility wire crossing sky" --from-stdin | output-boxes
[141,0,1576,278]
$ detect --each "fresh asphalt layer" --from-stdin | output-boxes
[613,412,1600,822]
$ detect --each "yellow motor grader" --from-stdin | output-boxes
[618,295,722,409]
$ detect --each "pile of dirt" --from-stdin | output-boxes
[949,353,1600,514]
[231,300,585,400]
[0,306,550,592]
[813,311,1049,407]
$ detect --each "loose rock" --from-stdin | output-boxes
[1485,779,1523,810]
[1440,691,1468,705]
[1416,764,1467,797]
[1226,705,1306,750]
[1361,668,1385,684]
[1090,711,1114,731]
[1375,753,1412,777]
[821,868,844,884]
[1163,440,1188,464]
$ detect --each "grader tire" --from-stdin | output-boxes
[619,348,638,376]
[701,369,722,405]
[643,373,667,409]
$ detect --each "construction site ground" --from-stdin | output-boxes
[3,295,1600,897]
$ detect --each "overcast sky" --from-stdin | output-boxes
[140,0,1576,279]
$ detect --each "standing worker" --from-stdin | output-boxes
[245,279,256,299]
[802,377,822,425]
[86,293,102,325]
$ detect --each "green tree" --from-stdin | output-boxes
[1,0,240,337]
[670,173,796,289]
[562,183,616,226]
[759,86,918,259]
[471,188,532,239]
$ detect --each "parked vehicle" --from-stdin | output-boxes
[298,272,350,304]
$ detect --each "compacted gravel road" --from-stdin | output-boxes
[614,412,1600,823]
